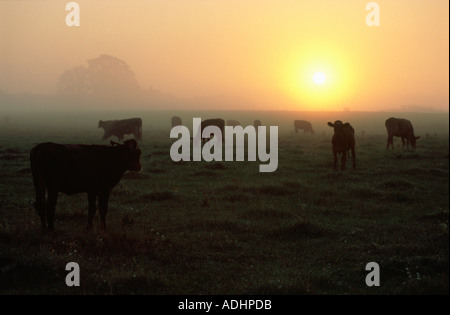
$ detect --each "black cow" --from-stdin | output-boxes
[226,120,241,127]
[30,139,142,231]
[254,120,262,133]
[294,120,315,134]
[98,118,142,142]
[385,117,420,150]
[171,116,182,128]
[196,118,225,145]
[327,120,356,170]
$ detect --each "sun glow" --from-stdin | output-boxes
[281,46,356,111]
[313,72,326,85]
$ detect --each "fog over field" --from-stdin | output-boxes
[0,108,448,138]
[1,1,448,112]
[0,0,448,297]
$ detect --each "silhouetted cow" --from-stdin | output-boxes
[98,118,142,142]
[30,139,142,231]
[327,120,356,170]
[171,116,182,128]
[195,118,225,145]
[385,117,420,150]
[227,120,241,127]
[294,120,315,134]
[254,120,262,133]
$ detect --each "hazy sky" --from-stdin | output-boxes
[0,0,448,111]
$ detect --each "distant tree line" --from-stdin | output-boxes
[56,55,140,98]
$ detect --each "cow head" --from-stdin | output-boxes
[328,121,353,131]
[111,139,143,172]
[411,136,420,149]
[328,120,344,131]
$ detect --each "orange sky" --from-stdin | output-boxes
[0,0,448,111]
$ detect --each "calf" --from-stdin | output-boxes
[327,120,356,170]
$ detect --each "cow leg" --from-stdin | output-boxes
[98,191,111,231]
[86,192,97,230]
[341,152,347,170]
[333,150,338,171]
[46,188,58,231]
[387,135,394,150]
[351,148,356,169]
[34,186,46,230]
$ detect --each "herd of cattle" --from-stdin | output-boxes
[29,116,420,231]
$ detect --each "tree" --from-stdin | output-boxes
[57,55,140,97]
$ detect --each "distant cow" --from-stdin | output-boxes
[294,120,315,134]
[327,120,356,170]
[385,117,420,150]
[227,120,241,127]
[171,116,182,128]
[254,120,262,133]
[98,118,142,142]
[195,118,225,145]
[30,139,142,231]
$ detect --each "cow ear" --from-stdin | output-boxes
[415,136,420,140]
[327,122,334,127]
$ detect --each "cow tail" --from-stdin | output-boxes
[30,147,46,219]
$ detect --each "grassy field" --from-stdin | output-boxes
[0,110,448,295]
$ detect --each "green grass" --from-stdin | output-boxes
[0,112,448,295]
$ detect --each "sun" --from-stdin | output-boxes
[313,72,326,85]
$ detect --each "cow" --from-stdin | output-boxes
[194,118,225,145]
[385,117,420,150]
[171,116,182,128]
[294,120,315,134]
[227,120,241,127]
[30,139,142,231]
[254,120,262,133]
[327,120,356,170]
[98,118,142,142]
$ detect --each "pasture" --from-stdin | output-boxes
[0,110,448,294]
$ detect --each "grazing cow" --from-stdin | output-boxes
[98,118,142,142]
[294,120,315,134]
[171,115,182,128]
[385,117,420,150]
[327,120,356,170]
[195,118,225,145]
[227,120,241,127]
[30,139,142,231]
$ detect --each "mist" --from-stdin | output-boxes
[1,1,449,113]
